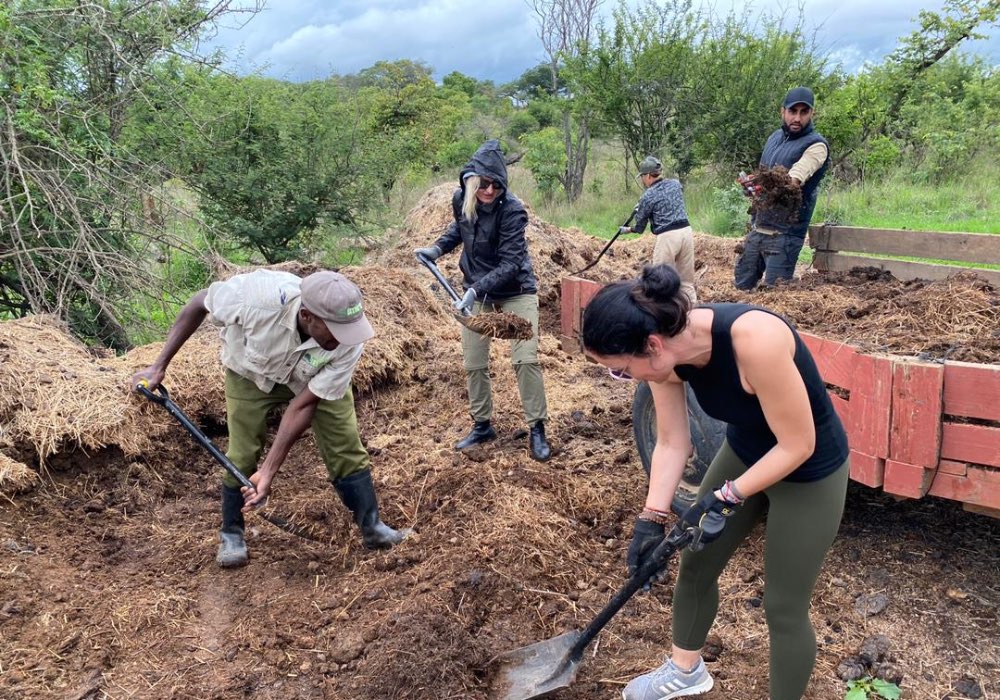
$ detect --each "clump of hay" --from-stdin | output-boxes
[0,266,460,484]
[0,451,36,494]
[462,311,534,340]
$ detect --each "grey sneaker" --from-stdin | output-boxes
[622,658,713,700]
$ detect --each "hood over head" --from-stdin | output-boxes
[459,139,508,191]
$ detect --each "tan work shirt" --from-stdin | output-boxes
[204,270,363,401]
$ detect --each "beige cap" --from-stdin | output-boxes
[299,271,374,345]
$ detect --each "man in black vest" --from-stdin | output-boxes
[734,87,830,290]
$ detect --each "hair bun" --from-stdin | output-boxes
[639,264,681,302]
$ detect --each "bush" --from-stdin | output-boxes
[523,127,566,202]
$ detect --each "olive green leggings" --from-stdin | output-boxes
[222,370,369,489]
[672,441,849,700]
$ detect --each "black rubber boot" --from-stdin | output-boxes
[529,421,552,462]
[333,470,412,550]
[455,420,497,450]
[217,485,248,568]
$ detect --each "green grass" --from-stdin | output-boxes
[816,169,1000,234]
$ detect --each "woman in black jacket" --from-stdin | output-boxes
[415,140,551,461]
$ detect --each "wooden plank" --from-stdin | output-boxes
[560,277,580,341]
[927,465,1000,511]
[800,332,856,390]
[890,360,944,467]
[579,279,602,311]
[809,225,1000,265]
[812,252,1000,286]
[941,423,1000,467]
[559,335,582,355]
[829,393,850,427]
[849,354,894,458]
[884,459,934,498]
[938,459,967,477]
[849,450,885,488]
[962,503,1000,518]
[943,362,1000,422]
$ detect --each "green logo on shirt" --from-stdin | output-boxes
[303,352,330,368]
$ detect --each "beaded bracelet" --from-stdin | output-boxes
[638,507,672,526]
[719,480,745,504]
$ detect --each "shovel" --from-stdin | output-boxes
[415,252,533,340]
[571,207,637,277]
[138,383,318,541]
[491,521,700,700]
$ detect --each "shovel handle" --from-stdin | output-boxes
[571,207,638,277]
[415,252,473,317]
[137,383,256,493]
[564,524,693,663]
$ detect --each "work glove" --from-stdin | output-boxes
[414,245,442,261]
[736,171,762,199]
[454,287,476,314]
[680,491,739,549]
[627,518,667,590]
[618,225,632,235]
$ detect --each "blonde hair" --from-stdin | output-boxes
[462,175,480,223]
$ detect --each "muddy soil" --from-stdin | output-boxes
[1,185,997,699]
[1,342,996,700]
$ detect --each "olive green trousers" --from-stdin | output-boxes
[221,370,369,489]
[460,293,547,425]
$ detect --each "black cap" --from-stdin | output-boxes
[782,86,815,109]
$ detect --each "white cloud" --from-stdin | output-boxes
[209,0,545,82]
[203,0,999,83]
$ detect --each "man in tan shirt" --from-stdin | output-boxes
[132,270,410,567]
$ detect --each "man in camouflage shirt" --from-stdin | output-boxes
[621,156,696,303]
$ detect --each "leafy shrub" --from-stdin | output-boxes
[523,127,566,202]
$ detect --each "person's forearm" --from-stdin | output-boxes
[645,442,689,512]
[731,442,813,498]
[788,143,828,184]
[255,399,318,481]
[151,290,209,371]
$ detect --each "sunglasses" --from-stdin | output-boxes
[477,179,502,192]
[608,357,635,381]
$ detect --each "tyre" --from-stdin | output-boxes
[631,381,727,515]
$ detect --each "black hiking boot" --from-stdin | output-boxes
[455,420,497,450]
[217,485,248,568]
[529,421,552,462]
[333,470,412,550]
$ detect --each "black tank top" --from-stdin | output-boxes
[674,303,849,482]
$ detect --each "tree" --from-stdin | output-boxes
[883,0,1000,122]
[0,0,259,348]
[529,0,604,202]
[575,1,831,178]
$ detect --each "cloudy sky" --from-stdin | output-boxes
[201,0,1000,84]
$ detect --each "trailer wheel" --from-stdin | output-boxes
[632,381,727,515]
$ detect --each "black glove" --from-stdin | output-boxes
[680,491,739,548]
[414,245,441,261]
[627,518,667,588]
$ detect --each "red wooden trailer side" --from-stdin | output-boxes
[561,276,1000,517]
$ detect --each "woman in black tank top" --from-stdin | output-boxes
[582,264,849,700]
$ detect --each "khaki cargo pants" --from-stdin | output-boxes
[461,293,547,425]
[221,369,369,489]
[652,225,697,304]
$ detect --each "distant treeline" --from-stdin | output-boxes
[1,0,997,346]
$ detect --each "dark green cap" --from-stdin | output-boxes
[638,156,662,175]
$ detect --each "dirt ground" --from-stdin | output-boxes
[1,185,997,700]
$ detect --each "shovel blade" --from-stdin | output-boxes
[491,631,582,700]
